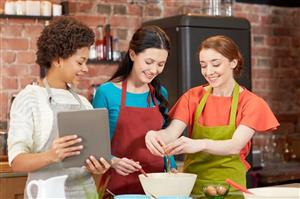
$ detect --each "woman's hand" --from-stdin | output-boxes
[165,136,203,155]
[85,156,110,175]
[48,135,83,163]
[171,168,178,173]
[145,130,166,157]
[111,157,141,176]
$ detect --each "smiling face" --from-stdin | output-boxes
[129,48,168,84]
[199,48,237,89]
[59,47,89,85]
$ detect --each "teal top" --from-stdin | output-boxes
[92,82,176,169]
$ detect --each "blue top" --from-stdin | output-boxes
[92,82,176,169]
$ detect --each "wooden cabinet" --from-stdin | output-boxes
[0,161,27,199]
[0,176,27,199]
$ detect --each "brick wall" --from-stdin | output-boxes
[1,0,300,126]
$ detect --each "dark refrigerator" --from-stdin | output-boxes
[143,14,251,106]
[143,15,253,187]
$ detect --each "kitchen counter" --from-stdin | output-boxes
[192,183,300,199]
[0,161,27,178]
[251,161,300,186]
[0,161,27,198]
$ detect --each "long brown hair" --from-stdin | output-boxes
[110,25,171,126]
[198,35,244,77]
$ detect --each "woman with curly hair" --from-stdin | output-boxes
[7,16,110,198]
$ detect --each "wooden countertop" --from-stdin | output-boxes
[0,161,13,173]
[0,160,27,178]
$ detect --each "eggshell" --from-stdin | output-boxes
[216,185,227,196]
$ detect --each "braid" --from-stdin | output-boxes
[151,78,170,128]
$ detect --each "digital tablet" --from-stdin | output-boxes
[57,108,111,168]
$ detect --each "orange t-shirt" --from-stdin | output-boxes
[169,85,280,170]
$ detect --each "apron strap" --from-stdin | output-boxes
[193,86,212,124]
[229,82,240,126]
[121,80,157,108]
[193,82,240,126]
[43,78,85,109]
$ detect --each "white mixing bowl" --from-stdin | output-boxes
[138,173,197,197]
[243,187,300,199]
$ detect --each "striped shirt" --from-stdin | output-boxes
[7,84,92,165]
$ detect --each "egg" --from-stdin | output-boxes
[216,185,227,196]
[205,185,217,196]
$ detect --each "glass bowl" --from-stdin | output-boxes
[202,183,230,199]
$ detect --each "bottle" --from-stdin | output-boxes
[113,38,121,61]
[95,25,104,60]
[103,24,113,61]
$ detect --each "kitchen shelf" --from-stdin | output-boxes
[0,14,52,20]
[87,59,120,65]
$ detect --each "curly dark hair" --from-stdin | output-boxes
[36,16,95,74]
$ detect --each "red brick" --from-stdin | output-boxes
[233,3,242,12]
[266,36,291,47]
[77,1,95,13]
[272,49,290,57]
[1,38,29,50]
[163,0,185,7]
[252,69,273,79]
[128,4,142,16]
[0,51,16,64]
[24,25,43,38]
[1,24,24,37]
[87,64,118,77]
[164,7,180,17]
[0,92,9,121]
[68,2,77,14]
[74,15,106,27]
[28,64,40,76]
[101,0,127,3]
[118,40,129,52]
[19,77,38,88]
[273,27,291,37]
[2,65,28,76]
[252,47,272,57]
[110,16,141,29]
[30,37,39,51]
[144,5,162,17]
[292,37,300,48]
[251,26,273,35]
[16,51,36,64]
[1,77,18,90]
[6,18,36,25]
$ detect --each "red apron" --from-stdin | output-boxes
[107,80,164,194]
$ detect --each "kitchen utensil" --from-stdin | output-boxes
[243,187,300,199]
[165,155,171,173]
[139,168,148,177]
[106,188,116,197]
[225,178,253,194]
[26,175,68,199]
[139,172,196,197]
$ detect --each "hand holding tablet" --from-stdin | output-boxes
[57,108,111,168]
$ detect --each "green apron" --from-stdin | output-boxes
[183,82,246,195]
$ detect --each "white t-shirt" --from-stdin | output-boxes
[7,84,92,165]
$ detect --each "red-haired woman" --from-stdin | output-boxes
[145,35,279,195]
